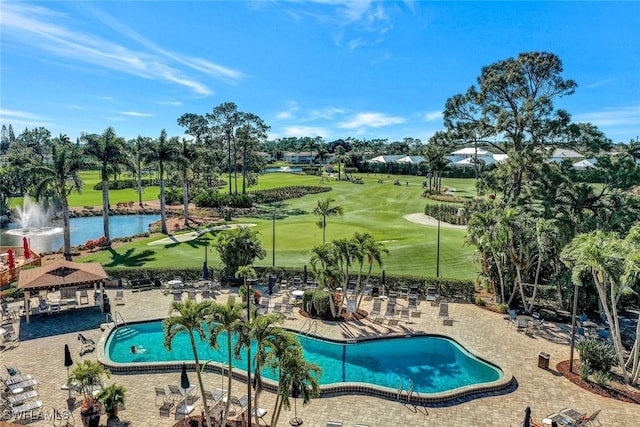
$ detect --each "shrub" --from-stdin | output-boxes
[576,338,617,373]
[497,303,508,314]
[579,362,591,381]
[302,290,332,320]
[474,296,485,306]
[592,370,611,387]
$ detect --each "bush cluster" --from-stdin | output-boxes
[92,178,157,190]
[424,203,468,225]
[193,192,252,208]
[249,186,331,204]
[576,338,617,384]
[301,289,333,319]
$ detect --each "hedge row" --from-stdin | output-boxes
[104,266,474,301]
[93,178,157,190]
[249,186,331,204]
[424,203,468,225]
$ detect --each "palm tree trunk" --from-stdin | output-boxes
[101,179,111,245]
[189,335,212,426]
[594,272,628,383]
[223,336,233,426]
[183,178,189,227]
[62,194,72,261]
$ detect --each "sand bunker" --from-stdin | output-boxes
[403,213,467,230]
[148,223,256,246]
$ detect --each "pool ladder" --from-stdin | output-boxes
[105,311,128,329]
[300,319,317,336]
[397,378,418,404]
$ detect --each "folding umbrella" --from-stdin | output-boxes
[303,264,308,285]
[523,406,531,427]
[202,261,210,280]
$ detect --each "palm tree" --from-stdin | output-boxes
[334,146,345,180]
[208,299,244,426]
[214,228,266,280]
[177,137,197,227]
[352,233,389,309]
[235,264,257,425]
[30,137,84,260]
[83,127,129,246]
[309,243,339,290]
[313,198,344,244]
[562,231,630,383]
[129,136,150,208]
[142,129,180,234]
[239,311,287,427]
[332,238,355,312]
[271,341,320,427]
[163,299,214,426]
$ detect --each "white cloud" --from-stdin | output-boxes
[1,3,243,96]
[120,111,154,117]
[585,79,613,89]
[338,112,405,129]
[277,111,294,120]
[423,111,443,121]
[157,101,183,107]
[573,106,640,127]
[0,109,50,127]
[283,126,328,137]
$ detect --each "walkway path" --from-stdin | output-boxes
[148,223,256,246]
[2,288,637,426]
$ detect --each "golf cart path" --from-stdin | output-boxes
[148,223,256,245]
[403,213,467,230]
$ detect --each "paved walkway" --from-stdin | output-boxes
[2,288,637,426]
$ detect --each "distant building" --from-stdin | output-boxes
[283,151,314,164]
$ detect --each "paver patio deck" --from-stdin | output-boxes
[2,287,637,426]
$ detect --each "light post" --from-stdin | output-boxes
[569,280,580,373]
[436,218,441,278]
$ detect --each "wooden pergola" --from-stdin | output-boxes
[17,260,109,323]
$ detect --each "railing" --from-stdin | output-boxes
[299,318,317,336]
[105,311,128,329]
[397,378,403,401]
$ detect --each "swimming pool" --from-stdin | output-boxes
[104,320,503,396]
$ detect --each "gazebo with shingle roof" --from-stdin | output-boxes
[18,260,109,323]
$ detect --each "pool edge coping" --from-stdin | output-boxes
[97,318,515,406]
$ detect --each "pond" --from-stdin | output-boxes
[0,214,161,253]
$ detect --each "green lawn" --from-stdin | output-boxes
[80,171,480,280]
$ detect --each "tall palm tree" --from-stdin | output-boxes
[142,129,180,234]
[177,138,197,227]
[163,300,214,426]
[562,231,629,383]
[332,237,355,311]
[235,264,257,424]
[352,233,389,309]
[238,311,287,427]
[83,127,129,245]
[334,146,345,180]
[129,136,150,208]
[271,341,320,427]
[313,198,344,244]
[30,137,84,260]
[208,299,244,426]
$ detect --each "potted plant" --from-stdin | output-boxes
[97,383,126,426]
[68,360,109,427]
[253,289,262,305]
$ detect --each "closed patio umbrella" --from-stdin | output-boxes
[303,264,308,285]
[202,261,210,279]
[23,237,30,260]
[64,344,74,404]
[7,249,15,270]
[181,364,190,390]
[523,406,531,427]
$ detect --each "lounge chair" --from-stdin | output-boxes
[354,424,370,427]
[400,308,410,322]
[272,303,282,313]
[1,330,19,350]
[6,389,39,406]
[438,302,450,324]
[168,384,185,404]
[282,305,294,319]
[399,287,408,299]
[383,302,396,322]
[78,333,95,355]
[173,292,183,302]
[229,394,252,416]
[3,373,33,386]
[3,399,43,421]
[371,287,379,298]
[37,299,50,315]
[578,409,602,426]
[425,286,437,305]
[202,388,227,413]
[408,296,418,311]
[326,422,343,427]
[79,289,89,305]
[369,300,381,319]
[114,290,124,305]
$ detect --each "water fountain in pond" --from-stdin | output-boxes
[6,196,63,237]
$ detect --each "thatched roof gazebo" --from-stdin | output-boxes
[18,260,109,323]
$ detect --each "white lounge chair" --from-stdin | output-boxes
[114,290,124,305]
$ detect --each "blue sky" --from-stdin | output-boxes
[1,1,638,144]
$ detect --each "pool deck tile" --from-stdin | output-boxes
[2,288,637,426]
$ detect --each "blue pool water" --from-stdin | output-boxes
[105,321,501,394]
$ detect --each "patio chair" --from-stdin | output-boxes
[168,385,185,404]
[282,305,294,319]
[438,302,450,324]
[272,303,282,312]
[78,333,95,355]
[408,296,418,311]
[154,387,168,407]
[79,289,89,305]
[6,389,39,406]
[426,286,437,304]
[383,302,396,321]
[114,290,124,305]
[399,287,408,299]
[1,330,19,351]
[369,300,381,319]
[173,292,183,302]
[578,409,602,426]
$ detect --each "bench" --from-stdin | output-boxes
[129,279,155,292]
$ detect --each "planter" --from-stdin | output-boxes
[80,410,100,427]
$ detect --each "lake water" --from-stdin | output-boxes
[0,214,160,253]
